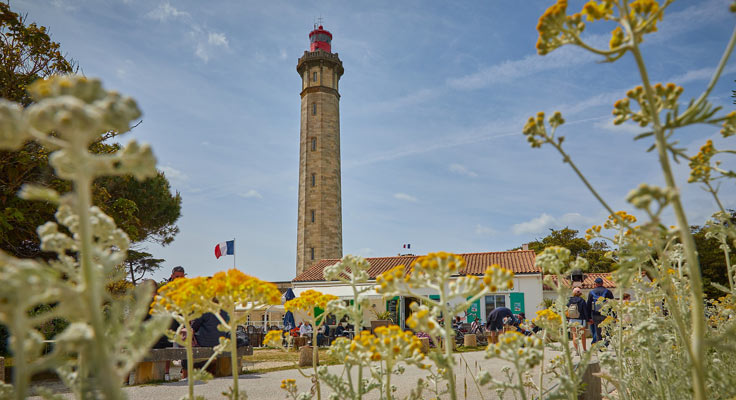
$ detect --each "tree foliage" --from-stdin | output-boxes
[521,227,614,272]
[692,211,736,299]
[0,3,181,278]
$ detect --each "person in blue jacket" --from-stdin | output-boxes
[587,277,614,344]
[566,287,590,354]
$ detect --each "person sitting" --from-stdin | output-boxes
[317,324,328,346]
[299,321,312,337]
[182,310,229,379]
[335,321,347,337]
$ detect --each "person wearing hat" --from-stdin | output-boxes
[587,277,613,344]
[168,266,186,282]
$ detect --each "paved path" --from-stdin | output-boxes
[30,349,580,399]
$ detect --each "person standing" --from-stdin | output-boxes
[566,287,590,354]
[587,277,613,344]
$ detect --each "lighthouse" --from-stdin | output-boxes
[295,25,344,276]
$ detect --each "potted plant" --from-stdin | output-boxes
[369,304,393,332]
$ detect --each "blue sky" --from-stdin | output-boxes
[12,0,736,282]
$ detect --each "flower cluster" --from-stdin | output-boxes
[522,111,564,148]
[626,183,674,213]
[483,264,515,292]
[535,246,587,275]
[405,302,442,337]
[151,276,214,318]
[323,254,371,282]
[284,289,339,316]
[721,110,736,138]
[581,0,614,21]
[613,83,683,127]
[209,268,282,308]
[341,326,427,367]
[532,308,563,341]
[628,0,663,34]
[486,331,544,369]
[279,378,300,399]
[688,139,716,183]
[376,252,467,296]
[263,330,285,348]
[535,0,585,55]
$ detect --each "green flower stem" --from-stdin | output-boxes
[312,317,321,400]
[229,306,240,399]
[512,356,528,400]
[628,25,708,400]
[538,329,546,399]
[184,317,195,400]
[385,360,392,400]
[555,279,576,400]
[75,172,122,400]
[11,315,29,400]
[439,282,457,400]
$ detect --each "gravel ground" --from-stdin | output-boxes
[26,350,565,399]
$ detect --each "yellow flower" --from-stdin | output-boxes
[629,0,662,33]
[581,0,614,21]
[263,330,284,348]
[151,276,213,319]
[610,26,625,48]
[284,289,339,315]
[209,269,282,307]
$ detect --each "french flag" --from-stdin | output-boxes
[403,244,411,249]
[215,240,234,259]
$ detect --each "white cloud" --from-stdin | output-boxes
[159,165,188,185]
[208,32,229,47]
[449,163,478,177]
[279,49,288,60]
[475,224,497,236]
[511,212,596,235]
[146,1,190,22]
[593,117,647,135]
[394,193,418,202]
[194,31,230,62]
[447,46,598,90]
[239,190,263,199]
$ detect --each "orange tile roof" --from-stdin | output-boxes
[543,272,616,290]
[292,250,540,282]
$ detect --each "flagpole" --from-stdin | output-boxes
[233,238,236,269]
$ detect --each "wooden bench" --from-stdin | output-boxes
[130,346,253,385]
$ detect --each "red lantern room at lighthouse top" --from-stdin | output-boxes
[309,25,332,53]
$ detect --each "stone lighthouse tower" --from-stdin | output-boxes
[295,25,344,276]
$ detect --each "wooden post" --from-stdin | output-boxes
[298,345,318,367]
[578,361,602,400]
[463,333,477,347]
[0,356,4,383]
[419,337,430,354]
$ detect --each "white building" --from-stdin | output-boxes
[291,250,543,329]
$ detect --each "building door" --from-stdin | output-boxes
[509,293,525,315]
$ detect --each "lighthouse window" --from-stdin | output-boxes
[312,103,317,115]
[313,71,318,82]
[311,173,316,186]
[311,138,317,151]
